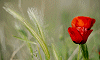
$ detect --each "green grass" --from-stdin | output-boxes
[2,3,100,60]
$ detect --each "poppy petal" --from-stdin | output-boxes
[71,17,78,28]
[76,27,86,36]
[89,19,95,29]
[71,16,96,29]
[81,29,93,44]
[68,27,83,44]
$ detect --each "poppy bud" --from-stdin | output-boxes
[68,16,95,44]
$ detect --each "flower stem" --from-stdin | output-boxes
[77,44,80,60]
[80,44,89,60]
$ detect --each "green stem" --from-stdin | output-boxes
[27,43,34,60]
[80,44,89,60]
[77,44,80,60]
[37,45,42,60]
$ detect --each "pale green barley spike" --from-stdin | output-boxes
[24,22,50,59]
[3,7,24,22]
[27,8,45,41]
[3,6,50,59]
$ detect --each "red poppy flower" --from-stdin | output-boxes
[68,16,95,44]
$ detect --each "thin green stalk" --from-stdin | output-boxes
[25,37,34,60]
[37,45,42,60]
[77,45,80,60]
[18,29,34,60]
[13,36,37,44]
[80,44,89,60]
[27,43,34,60]
[52,44,59,60]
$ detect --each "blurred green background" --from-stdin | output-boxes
[0,0,100,60]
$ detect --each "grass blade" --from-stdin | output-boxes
[13,36,37,45]
[52,44,59,60]
[37,45,42,60]
[15,29,35,60]
[27,42,34,60]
